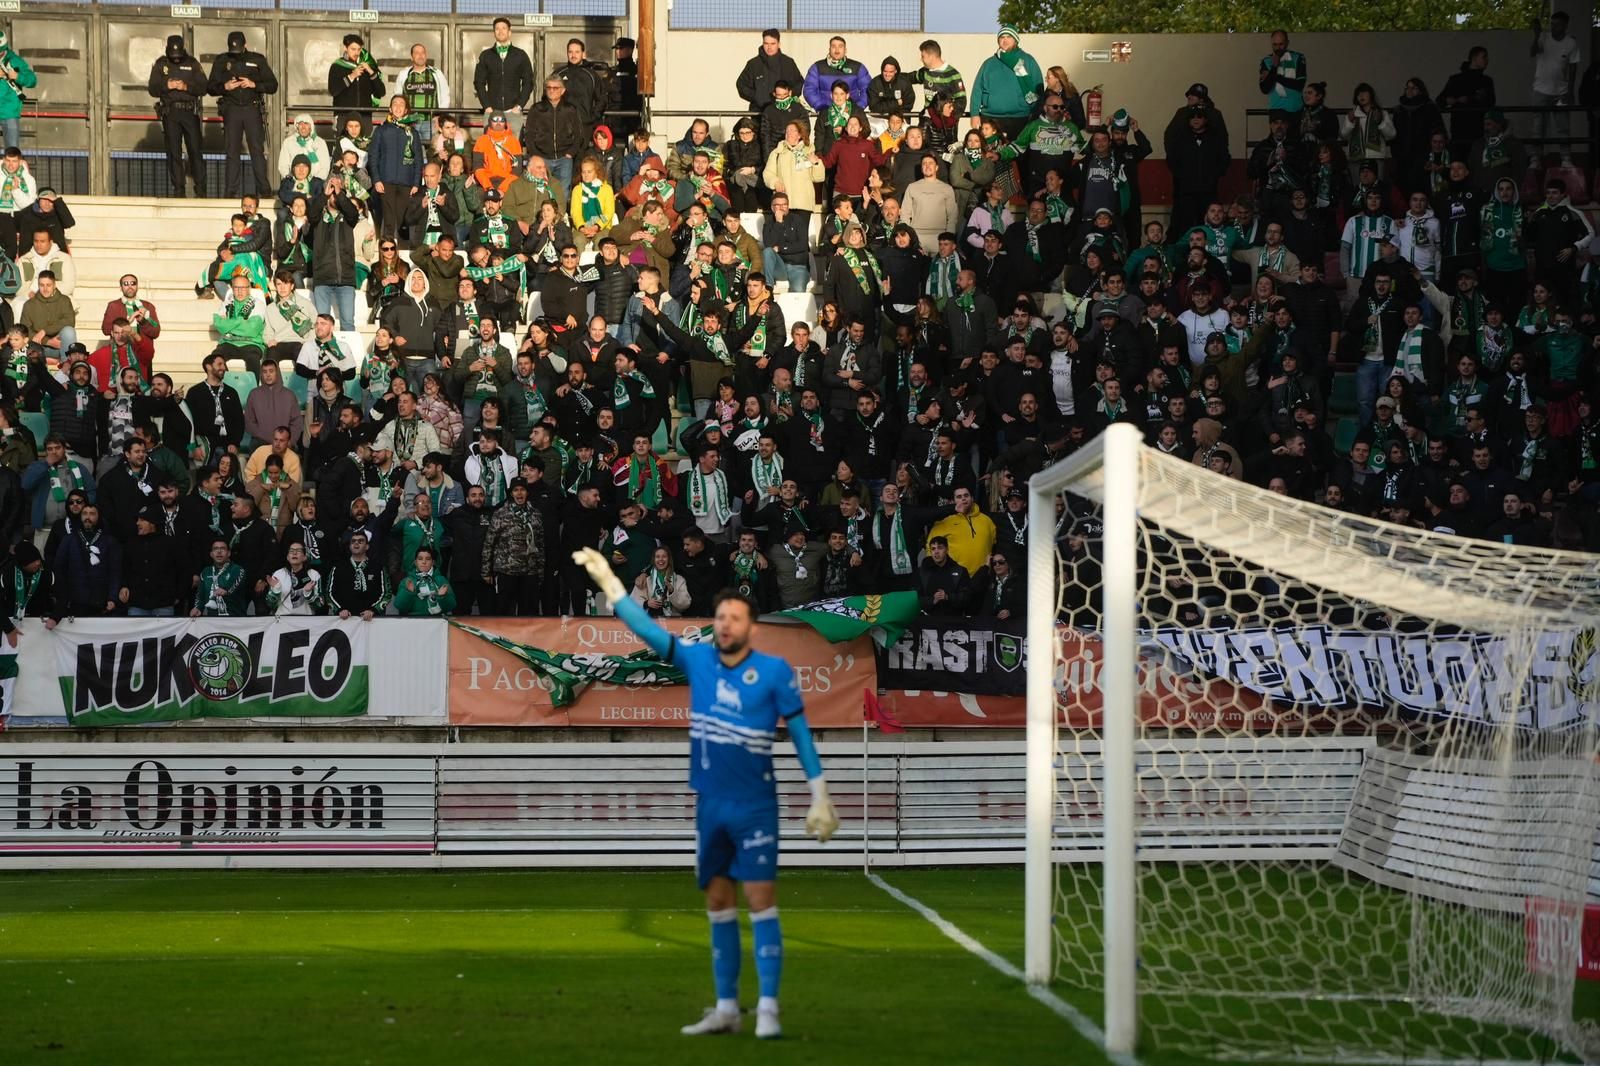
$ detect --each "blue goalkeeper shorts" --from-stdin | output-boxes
[695,795,780,888]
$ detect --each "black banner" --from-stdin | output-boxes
[876,620,1029,696]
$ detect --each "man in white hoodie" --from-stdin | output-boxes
[378,267,440,390]
[1394,190,1441,285]
[275,114,331,182]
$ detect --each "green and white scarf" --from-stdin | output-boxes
[873,507,913,575]
[688,466,731,525]
[752,451,783,495]
[409,569,446,615]
[578,181,607,224]
[841,247,882,295]
[48,461,85,503]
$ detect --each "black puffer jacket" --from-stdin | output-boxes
[591,258,636,324]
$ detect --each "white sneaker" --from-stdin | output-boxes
[681,1006,741,1036]
[756,1005,781,1040]
[773,280,790,295]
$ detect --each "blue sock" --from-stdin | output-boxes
[708,908,741,1003]
[750,906,782,1000]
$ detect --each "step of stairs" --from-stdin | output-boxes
[64,196,245,387]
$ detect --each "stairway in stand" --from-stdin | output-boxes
[65,196,247,389]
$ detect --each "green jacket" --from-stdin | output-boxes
[18,288,74,338]
[212,304,266,353]
[970,45,1041,119]
[395,515,443,572]
[0,51,37,122]
[393,569,456,616]
[1480,200,1524,273]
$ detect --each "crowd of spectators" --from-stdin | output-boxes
[0,19,1596,626]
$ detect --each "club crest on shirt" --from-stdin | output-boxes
[743,667,758,685]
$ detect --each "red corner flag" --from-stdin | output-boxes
[863,688,904,733]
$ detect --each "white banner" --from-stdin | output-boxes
[0,747,437,852]
[7,619,447,725]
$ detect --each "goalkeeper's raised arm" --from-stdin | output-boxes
[570,546,839,1040]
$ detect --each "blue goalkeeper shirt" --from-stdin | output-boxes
[614,596,812,804]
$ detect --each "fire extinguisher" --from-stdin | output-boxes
[1084,85,1104,127]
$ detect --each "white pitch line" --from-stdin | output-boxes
[0,906,902,916]
[867,872,1141,1066]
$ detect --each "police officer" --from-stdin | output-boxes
[607,37,641,138]
[208,30,278,198]
[148,35,207,198]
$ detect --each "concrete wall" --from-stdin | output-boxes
[646,27,1545,154]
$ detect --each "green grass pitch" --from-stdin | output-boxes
[2,866,1596,1065]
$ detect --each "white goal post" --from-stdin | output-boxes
[1026,423,1142,1052]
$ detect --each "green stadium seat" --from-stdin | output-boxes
[284,362,309,402]
[1329,372,1358,415]
[1332,416,1359,455]
[223,371,256,404]
[21,410,47,447]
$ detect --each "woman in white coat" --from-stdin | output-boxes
[630,546,692,617]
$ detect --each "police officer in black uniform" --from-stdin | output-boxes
[208,30,278,198]
[148,35,207,198]
[607,37,641,139]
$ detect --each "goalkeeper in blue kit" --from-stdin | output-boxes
[574,548,841,1040]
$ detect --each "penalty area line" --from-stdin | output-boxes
[866,872,1140,1066]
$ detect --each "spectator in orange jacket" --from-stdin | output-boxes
[471,111,523,192]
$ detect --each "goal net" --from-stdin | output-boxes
[1025,423,1600,1064]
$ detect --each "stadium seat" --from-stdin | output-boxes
[285,363,309,402]
[1329,372,1358,415]
[1332,416,1359,455]
[20,410,47,447]
[740,212,764,242]
[775,291,816,330]
[223,370,255,404]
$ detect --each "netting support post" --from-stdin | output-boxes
[1024,468,1057,986]
[1098,423,1140,1054]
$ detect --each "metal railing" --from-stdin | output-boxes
[1243,103,1595,157]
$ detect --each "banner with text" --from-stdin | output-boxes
[448,618,876,727]
[880,624,1317,731]
[877,619,1030,698]
[0,749,436,851]
[51,618,371,727]
[1149,625,1600,730]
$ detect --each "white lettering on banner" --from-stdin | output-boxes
[888,627,1028,676]
[576,623,652,648]
[1149,625,1600,729]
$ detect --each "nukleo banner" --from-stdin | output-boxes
[53,619,369,726]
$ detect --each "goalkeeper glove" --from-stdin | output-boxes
[806,778,840,843]
[571,547,627,606]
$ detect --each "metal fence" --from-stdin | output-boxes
[667,0,924,30]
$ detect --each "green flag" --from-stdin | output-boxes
[451,620,709,708]
[774,592,921,647]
